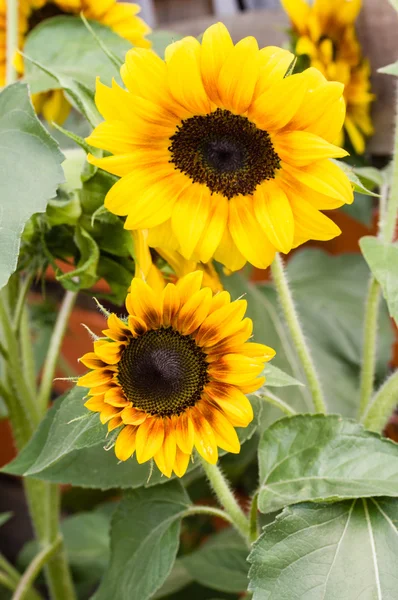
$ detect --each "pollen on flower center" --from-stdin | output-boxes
[117,327,209,417]
[169,108,281,199]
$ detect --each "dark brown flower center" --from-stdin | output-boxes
[117,327,209,417]
[169,108,281,199]
[28,3,67,32]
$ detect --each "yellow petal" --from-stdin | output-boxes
[93,340,123,365]
[199,401,240,454]
[104,388,130,407]
[273,131,348,167]
[201,22,234,104]
[253,181,294,254]
[193,194,228,263]
[84,396,106,412]
[128,278,162,328]
[100,405,121,424]
[166,37,211,114]
[172,184,211,259]
[280,0,310,33]
[103,313,131,342]
[79,352,105,369]
[283,159,353,204]
[115,425,138,461]
[172,411,195,454]
[126,315,148,336]
[206,384,254,428]
[154,425,176,478]
[176,287,213,335]
[108,416,123,433]
[161,283,180,327]
[214,227,246,272]
[121,406,147,425]
[196,299,247,348]
[176,271,204,304]
[289,193,342,244]
[218,36,260,113]
[254,47,295,99]
[173,447,191,478]
[191,408,218,465]
[249,73,308,130]
[135,418,165,463]
[229,196,276,268]
[78,368,113,388]
[344,114,365,155]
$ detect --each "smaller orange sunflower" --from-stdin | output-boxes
[78,271,274,477]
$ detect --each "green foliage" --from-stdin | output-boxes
[379,60,398,76]
[0,82,64,288]
[3,387,262,488]
[360,236,398,323]
[248,498,398,599]
[93,482,190,600]
[23,16,130,95]
[223,250,394,422]
[262,364,304,388]
[181,529,249,594]
[0,513,11,528]
[258,415,398,514]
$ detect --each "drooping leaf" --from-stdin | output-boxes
[0,82,64,288]
[262,364,304,388]
[360,236,398,324]
[223,250,394,422]
[248,498,398,599]
[23,16,130,94]
[3,386,261,488]
[93,482,190,600]
[182,529,249,594]
[258,414,398,514]
[333,159,379,196]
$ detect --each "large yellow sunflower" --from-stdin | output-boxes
[281,0,374,154]
[0,0,151,123]
[77,271,274,477]
[86,22,353,272]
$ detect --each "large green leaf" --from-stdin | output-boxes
[0,82,64,288]
[258,414,398,514]
[223,250,394,422]
[153,561,193,599]
[360,236,398,324]
[93,482,190,600]
[248,498,398,599]
[3,386,261,488]
[182,529,249,594]
[23,16,130,95]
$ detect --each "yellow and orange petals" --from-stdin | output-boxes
[115,425,138,461]
[191,407,218,465]
[198,400,240,454]
[100,404,123,424]
[93,340,123,365]
[161,283,180,327]
[77,367,115,388]
[79,352,106,370]
[206,385,254,428]
[108,416,123,433]
[176,270,204,304]
[84,396,106,412]
[154,426,176,478]
[173,447,191,478]
[121,406,147,425]
[127,314,147,337]
[103,313,131,341]
[175,287,213,335]
[172,411,195,455]
[104,388,130,408]
[195,299,247,348]
[127,278,162,328]
[135,418,165,463]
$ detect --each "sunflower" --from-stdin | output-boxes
[77,271,274,477]
[281,0,374,154]
[0,0,151,123]
[86,22,353,272]
[132,229,223,295]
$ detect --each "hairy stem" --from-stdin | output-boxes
[270,254,326,413]
[38,290,77,413]
[182,505,234,525]
[358,278,381,418]
[362,370,398,432]
[201,459,250,545]
[13,538,62,600]
[256,391,297,416]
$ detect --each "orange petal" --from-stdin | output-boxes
[115,425,138,461]
[135,417,165,463]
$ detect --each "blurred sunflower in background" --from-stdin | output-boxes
[281,0,374,154]
[78,271,275,477]
[87,22,353,272]
[0,0,151,123]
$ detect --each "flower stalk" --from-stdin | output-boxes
[270,253,326,413]
[200,459,250,545]
[358,277,381,418]
[6,0,18,84]
[363,370,398,432]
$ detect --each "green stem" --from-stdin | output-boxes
[358,278,381,418]
[200,459,250,544]
[382,91,398,244]
[270,254,326,413]
[13,538,62,600]
[13,274,34,332]
[362,369,398,432]
[20,306,37,393]
[0,555,20,585]
[182,505,234,526]
[256,391,297,416]
[0,557,43,600]
[0,572,16,593]
[6,0,19,84]
[38,290,78,413]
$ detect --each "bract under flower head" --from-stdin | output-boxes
[77,271,275,478]
[86,22,353,271]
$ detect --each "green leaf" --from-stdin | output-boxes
[23,53,101,127]
[57,226,100,290]
[0,513,11,528]
[248,498,398,599]
[262,364,304,388]
[182,529,249,594]
[3,386,261,489]
[223,250,394,422]
[360,236,398,323]
[93,482,190,600]
[23,16,130,94]
[332,160,379,196]
[0,82,64,288]
[258,415,398,514]
[148,30,184,58]
[153,561,193,599]
[378,60,398,76]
